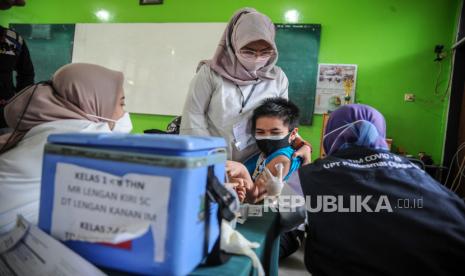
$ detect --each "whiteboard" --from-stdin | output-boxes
[72,23,226,115]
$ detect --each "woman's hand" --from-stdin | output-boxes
[229,179,247,203]
[261,163,284,196]
[226,161,253,190]
[293,144,312,165]
[226,160,243,178]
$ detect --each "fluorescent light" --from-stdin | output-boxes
[285,10,300,23]
[96,10,110,22]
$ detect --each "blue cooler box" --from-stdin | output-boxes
[38,133,227,275]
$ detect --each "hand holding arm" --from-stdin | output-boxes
[292,136,312,165]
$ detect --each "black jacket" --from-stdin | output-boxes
[0,26,34,106]
[300,146,465,276]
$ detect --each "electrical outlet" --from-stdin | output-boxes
[404,93,415,102]
[434,44,446,61]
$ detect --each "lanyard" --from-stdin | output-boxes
[238,83,257,114]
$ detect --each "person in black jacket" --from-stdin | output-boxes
[0,0,25,10]
[299,104,465,275]
[0,25,34,128]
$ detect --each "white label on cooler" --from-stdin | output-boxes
[51,163,171,262]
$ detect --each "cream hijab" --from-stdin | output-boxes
[0,63,124,153]
[200,7,280,86]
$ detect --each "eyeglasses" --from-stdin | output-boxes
[238,49,275,59]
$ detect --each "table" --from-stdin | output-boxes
[190,211,280,276]
[105,211,280,276]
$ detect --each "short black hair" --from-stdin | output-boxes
[251,97,300,132]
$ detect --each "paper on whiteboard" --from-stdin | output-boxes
[51,163,171,262]
[0,216,105,276]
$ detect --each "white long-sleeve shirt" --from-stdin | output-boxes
[0,119,112,233]
[180,64,289,162]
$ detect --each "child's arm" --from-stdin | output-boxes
[251,156,291,202]
[261,155,291,181]
[225,158,291,203]
[255,156,291,189]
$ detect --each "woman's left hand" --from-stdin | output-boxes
[293,144,312,165]
[226,160,251,187]
[229,179,247,203]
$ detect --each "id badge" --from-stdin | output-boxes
[233,118,254,151]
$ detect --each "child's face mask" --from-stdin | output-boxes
[255,133,291,156]
[87,112,133,133]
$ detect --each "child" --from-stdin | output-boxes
[227,98,306,260]
[227,97,302,203]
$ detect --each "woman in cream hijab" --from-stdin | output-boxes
[180,7,311,164]
[0,63,132,233]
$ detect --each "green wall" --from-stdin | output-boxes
[1,0,460,163]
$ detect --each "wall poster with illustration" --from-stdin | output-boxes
[314,63,357,114]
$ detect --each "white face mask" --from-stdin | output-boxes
[87,112,133,133]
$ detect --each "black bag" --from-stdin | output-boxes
[201,166,236,266]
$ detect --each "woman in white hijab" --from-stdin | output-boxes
[180,8,311,163]
[0,63,132,233]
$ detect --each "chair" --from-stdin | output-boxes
[407,157,426,170]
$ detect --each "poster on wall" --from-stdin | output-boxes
[314,64,358,114]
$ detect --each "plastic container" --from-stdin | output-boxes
[38,133,227,275]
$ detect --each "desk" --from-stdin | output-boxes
[105,211,280,276]
[191,211,280,276]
